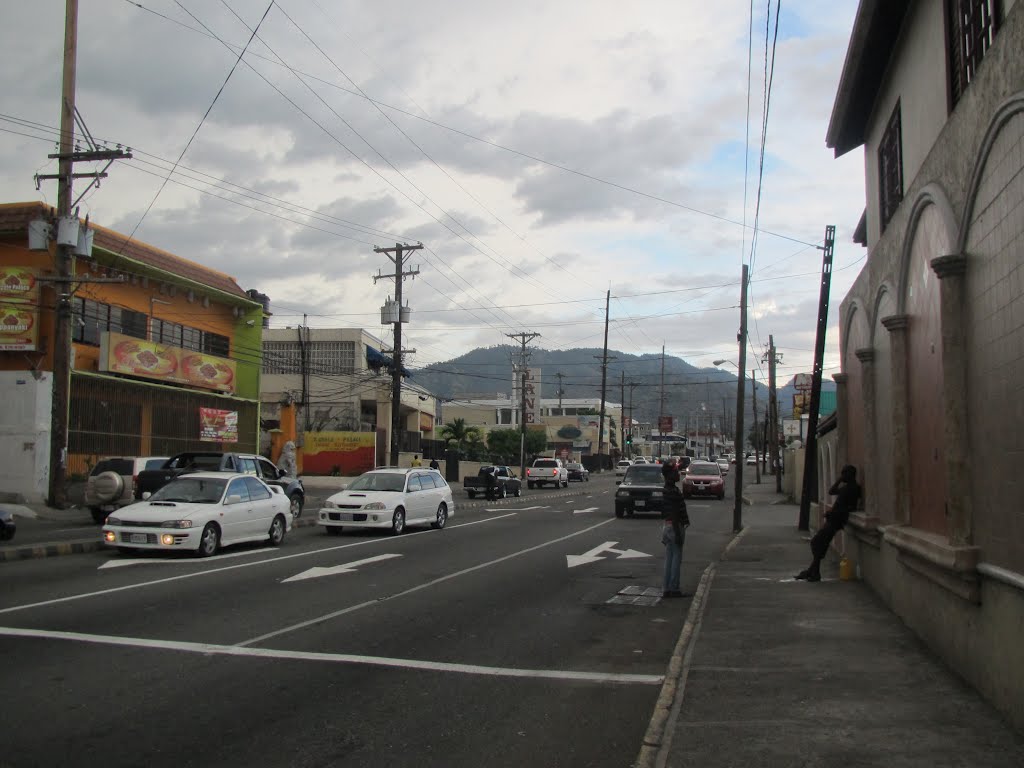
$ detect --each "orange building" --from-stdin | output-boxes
[0,202,266,504]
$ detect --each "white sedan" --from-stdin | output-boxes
[318,468,454,535]
[102,473,291,557]
[615,460,632,478]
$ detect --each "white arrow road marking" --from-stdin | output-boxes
[566,541,651,568]
[283,553,402,583]
[484,505,549,512]
[99,547,274,570]
[573,507,600,515]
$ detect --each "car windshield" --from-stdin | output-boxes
[150,477,228,503]
[689,464,721,477]
[347,473,407,492]
[624,466,663,483]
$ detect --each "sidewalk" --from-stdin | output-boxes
[642,480,1024,767]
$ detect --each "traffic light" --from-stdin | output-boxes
[626,434,633,445]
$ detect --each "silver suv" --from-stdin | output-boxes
[85,456,169,524]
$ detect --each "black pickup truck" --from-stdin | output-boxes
[134,452,306,518]
[463,466,522,499]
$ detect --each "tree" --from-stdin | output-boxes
[439,418,481,453]
[487,428,547,464]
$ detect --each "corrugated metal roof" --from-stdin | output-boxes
[0,201,249,300]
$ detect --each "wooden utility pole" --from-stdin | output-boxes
[374,242,421,466]
[596,290,611,469]
[751,369,761,484]
[767,335,783,493]
[732,264,749,531]
[507,331,540,480]
[799,226,836,530]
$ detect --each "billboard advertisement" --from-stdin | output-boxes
[512,367,542,424]
[302,431,376,476]
[100,331,237,393]
[0,266,40,351]
[199,408,238,442]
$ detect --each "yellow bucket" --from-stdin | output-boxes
[839,556,855,581]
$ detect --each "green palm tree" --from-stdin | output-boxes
[439,418,482,452]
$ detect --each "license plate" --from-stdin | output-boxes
[130,533,147,544]
[635,500,646,508]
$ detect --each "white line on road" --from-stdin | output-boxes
[573,507,599,515]
[0,625,663,685]
[283,553,402,583]
[237,517,617,647]
[0,513,518,616]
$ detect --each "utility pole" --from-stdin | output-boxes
[731,264,749,531]
[751,369,761,484]
[767,335,783,493]
[508,331,540,480]
[374,242,421,466]
[799,226,836,530]
[596,290,611,469]
[657,346,666,460]
[555,372,566,411]
[619,371,625,460]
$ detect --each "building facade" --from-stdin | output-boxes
[0,202,265,503]
[826,0,1023,730]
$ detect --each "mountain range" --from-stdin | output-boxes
[413,346,835,428]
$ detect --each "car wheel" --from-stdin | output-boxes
[195,522,220,557]
[325,525,343,536]
[718,493,725,501]
[90,507,108,525]
[498,485,507,499]
[268,514,286,546]
[391,508,406,535]
[467,490,476,499]
[514,486,522,497]
[527,482,535,490]
[288,494,303,519]
[615,504,625,518]
[431,503,448,529]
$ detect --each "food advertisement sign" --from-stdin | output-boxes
[199,408,238,442]
[0,267,40,351]
[99,331,237,393]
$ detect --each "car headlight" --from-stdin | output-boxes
[324,500,338,509]
[160,520,193,529]
[106,516,122,526]
[616,489,628,497]
[363,502,386,510]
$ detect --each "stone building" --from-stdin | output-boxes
[826,0,1023,730]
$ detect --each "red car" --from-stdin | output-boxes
[683,461,725,500]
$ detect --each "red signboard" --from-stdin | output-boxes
[658,416,674,433]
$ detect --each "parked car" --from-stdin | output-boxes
[135,452,305,519]
[0,508,15,541]
[318,468,453,535]
[85,456,169,524]
[464,465,522,498]
[615,460,632,478]
[684,461,725,500]
[102,473,291,557]
[565,462,590,482]
[526,458,568,489]
[614,463,668,517]
[746,454,758,466]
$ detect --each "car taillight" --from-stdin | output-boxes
[526,469,531,476]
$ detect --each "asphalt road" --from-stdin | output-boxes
[0,474,739,768]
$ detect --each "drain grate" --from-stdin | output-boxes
[607,585,662,606]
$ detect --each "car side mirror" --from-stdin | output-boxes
[225,494,242,505]
[615,480,621,486]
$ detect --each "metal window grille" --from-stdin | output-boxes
[878,101,903,232]
[949,0,1000,106]
[263,341,303,374]
[308,341,356,374]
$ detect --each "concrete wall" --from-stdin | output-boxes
[0,371,52,503]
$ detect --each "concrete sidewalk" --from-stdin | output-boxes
[640,481,1024,767]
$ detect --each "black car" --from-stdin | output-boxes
[0,508,15,541]
[565,462,590,482]
[614,464,668,517]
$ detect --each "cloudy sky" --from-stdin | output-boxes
[1,0,866,386]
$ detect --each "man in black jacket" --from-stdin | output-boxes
[796,464,861,581]
[661,459,690,598]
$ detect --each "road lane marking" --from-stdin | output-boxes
[99,546,276,570]
[0,626,662,686]
[483,505,549,512]
[283,553,402,583]
[0,513,518,616]
[572,507,599,515]
[566,541,651,568]
[237,517,617,647]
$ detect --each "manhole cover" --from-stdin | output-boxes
[607,585,662,606]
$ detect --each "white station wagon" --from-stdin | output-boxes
[102,472,291,557]
[318,467,454,535]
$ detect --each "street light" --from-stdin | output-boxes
[714,358,746,532]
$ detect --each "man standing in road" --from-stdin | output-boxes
[661,458,690,598]
[796,464,861,582]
